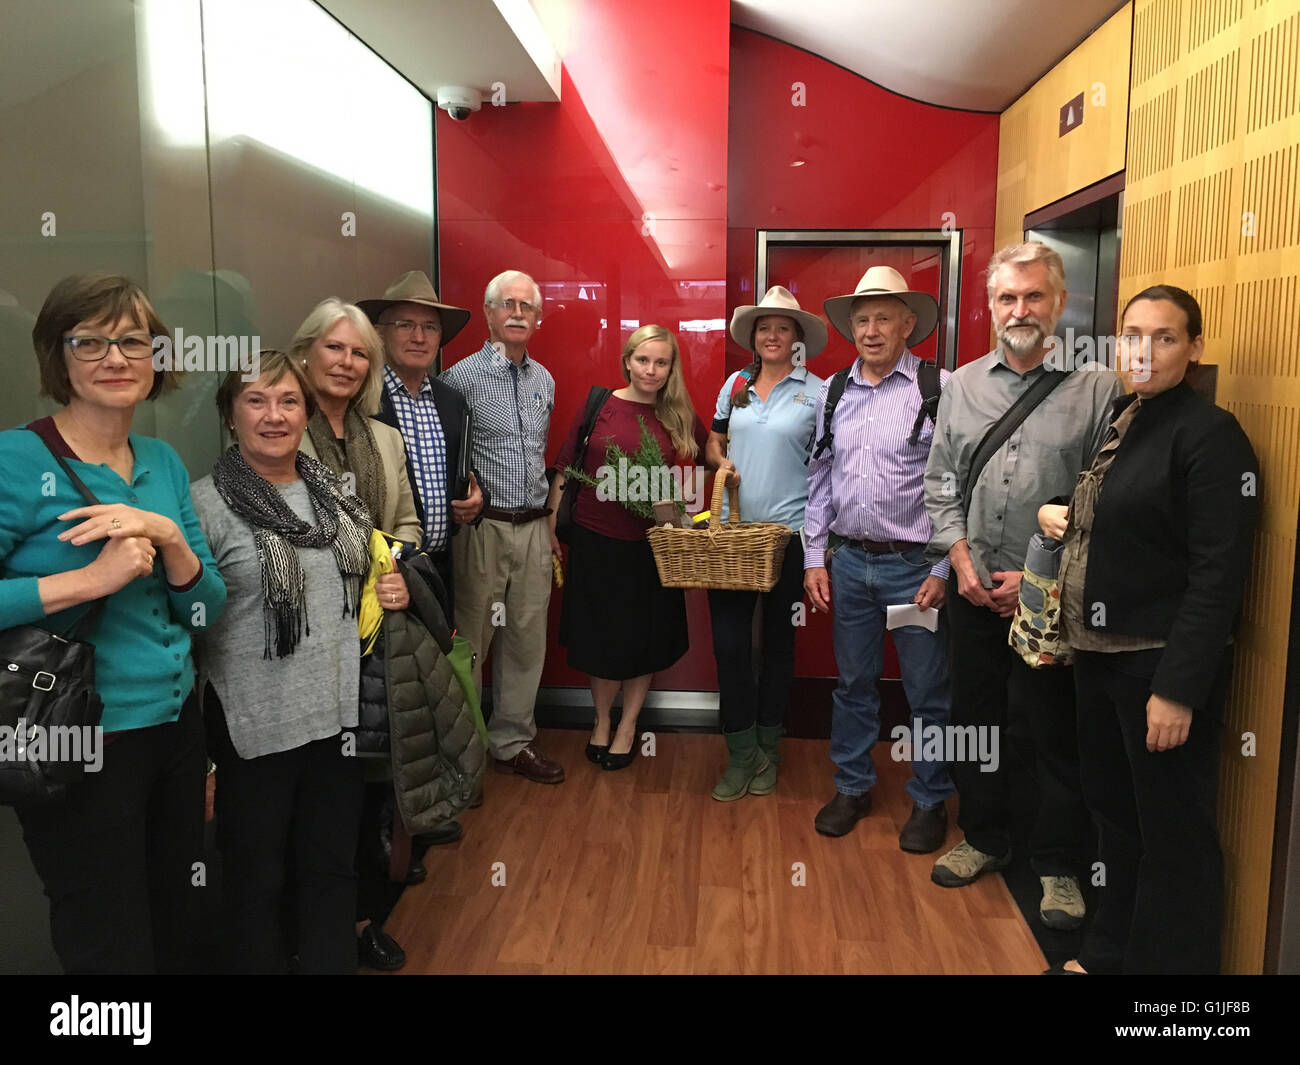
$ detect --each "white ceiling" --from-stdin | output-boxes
[317,0,561,102]
[732,0,1129,112]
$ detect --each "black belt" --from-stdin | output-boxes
[482,506,552,524]
[832,533,924,555]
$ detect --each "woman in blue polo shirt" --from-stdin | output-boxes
[0,274,226,973]
[705,286,827,800]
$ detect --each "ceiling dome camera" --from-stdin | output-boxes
[437,86,483,121]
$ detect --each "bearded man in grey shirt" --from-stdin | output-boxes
[924,241,1122,933]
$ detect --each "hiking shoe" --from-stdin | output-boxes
[898,803,948,854]
[1039,875,1086,930]
[930,839,1011,887]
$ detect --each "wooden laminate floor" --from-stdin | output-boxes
[383,728,1047,974]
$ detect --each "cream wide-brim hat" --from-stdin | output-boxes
[728,285,828,357]
[823,266,939,348]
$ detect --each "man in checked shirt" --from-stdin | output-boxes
[360,271,486,617]
[803,266,954,851]
[440,270,565,786]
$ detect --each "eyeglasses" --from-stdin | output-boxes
[491,299,538,316]
[385,319,442,336]
[63,333,156,361]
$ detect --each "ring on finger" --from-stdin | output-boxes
[111,518,122,529]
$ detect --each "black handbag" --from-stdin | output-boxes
[0,443,107,806]
[555,386,611,544]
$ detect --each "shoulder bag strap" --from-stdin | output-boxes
[572,386,612,469]
[31,433,109,641]
[961,369,1071,517]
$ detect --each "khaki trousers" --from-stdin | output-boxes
[451,517,552,760]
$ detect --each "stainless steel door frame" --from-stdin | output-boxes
[756,228,963,371]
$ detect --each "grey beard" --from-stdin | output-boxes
[999,323,1046,358]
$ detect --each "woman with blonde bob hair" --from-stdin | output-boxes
[546,325,708,770]
[292,298,421,546]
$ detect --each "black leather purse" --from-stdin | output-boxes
[0,444,107,806]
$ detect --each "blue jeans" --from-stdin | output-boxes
[828,543,954,807]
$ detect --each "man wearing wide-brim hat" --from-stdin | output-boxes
[703,285,828,802]
[360,270,487,617]
[804,266,956,850]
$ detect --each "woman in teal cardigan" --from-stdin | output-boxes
[0,274,226,973]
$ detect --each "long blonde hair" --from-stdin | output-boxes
[289,298,386,415]
[621,325,698,459]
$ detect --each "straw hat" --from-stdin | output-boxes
[357,270,471,343]
[728,286,828,357]
[823,266,938,347]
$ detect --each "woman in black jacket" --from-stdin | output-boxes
[1038,286,1258,974]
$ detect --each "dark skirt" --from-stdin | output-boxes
[559,522,688,680]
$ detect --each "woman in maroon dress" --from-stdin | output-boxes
[546,325,708,770]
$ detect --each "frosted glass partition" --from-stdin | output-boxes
[0,0,436,478]
[201,0,434,358]
[0,1,152,434]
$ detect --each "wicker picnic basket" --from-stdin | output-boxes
[646,475,792,591]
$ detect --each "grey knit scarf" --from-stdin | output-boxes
[211,445,373,658]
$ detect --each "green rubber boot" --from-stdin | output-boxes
[711,727,768,802]
[749,725,783,796]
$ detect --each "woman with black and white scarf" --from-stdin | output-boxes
[192,350,407,974]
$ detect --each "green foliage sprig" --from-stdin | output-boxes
[565,415,685,520]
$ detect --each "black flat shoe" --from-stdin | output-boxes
[358,925,406,971]
[601,739,637,771]
[586,731,610,765]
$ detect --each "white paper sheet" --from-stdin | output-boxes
[886,603,938,632]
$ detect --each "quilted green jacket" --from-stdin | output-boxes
[378,560,485,833]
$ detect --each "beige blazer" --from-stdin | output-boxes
[301,419,423,545]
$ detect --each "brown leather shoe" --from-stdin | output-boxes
[492,743,565,784]
[898,802,947,854]
[814,790,872,836]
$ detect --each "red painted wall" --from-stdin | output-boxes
[435,0,730,690]
[727,28,1000,679]
[434,16,1001,690]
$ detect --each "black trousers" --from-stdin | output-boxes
[1075,648,1228,974]
[355,780,403,926]
[207,703,363,974]
[946,576,1090,875]
[707,538,804,733]
[16,692,205,974]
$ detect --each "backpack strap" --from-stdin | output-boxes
[810,368,851,459]
[729,369,752,404]
[908,360,942,445]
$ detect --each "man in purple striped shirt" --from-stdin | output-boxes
[804,267,954,850]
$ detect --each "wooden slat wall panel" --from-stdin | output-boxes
[1135,0,1184,83]
[1246,10,1299,131]
[1183,51,1240,156]
[1131,86,1180,179]
[1125,0,1300,973]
